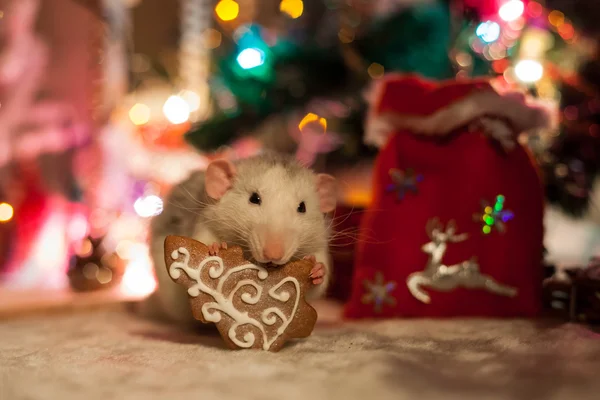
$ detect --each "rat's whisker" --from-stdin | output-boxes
[166,199,205,212]
[178,186,211,208]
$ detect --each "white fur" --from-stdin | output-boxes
[149,154,333,323]
[364,85,552,149]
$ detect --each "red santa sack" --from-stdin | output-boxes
[344,74,550,318]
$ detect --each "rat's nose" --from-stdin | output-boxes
[263,239,284,262]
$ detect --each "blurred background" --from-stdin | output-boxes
[1,0,600,311]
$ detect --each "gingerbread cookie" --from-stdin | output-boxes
[164,235,318,352]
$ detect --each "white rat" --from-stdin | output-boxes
[149,153,337,324]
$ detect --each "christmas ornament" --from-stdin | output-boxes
[361,272,397,313]
[473,195,514,235]
[385,168,423,201]
[406,218,517,304]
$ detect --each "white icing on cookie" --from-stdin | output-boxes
[229,280,262,305]
[169,247,301,350]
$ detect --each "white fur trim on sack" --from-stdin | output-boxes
[364,82,553,149]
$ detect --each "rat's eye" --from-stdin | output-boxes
[297,201,306,213]
[249,192,261,205]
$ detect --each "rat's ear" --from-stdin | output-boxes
[316,174,337,213]
[205,159,236,200]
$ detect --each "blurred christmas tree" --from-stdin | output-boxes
[184,0,493,171]
[180,0,600,219]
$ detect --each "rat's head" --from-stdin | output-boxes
[203,154,336,265]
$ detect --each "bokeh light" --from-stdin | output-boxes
[280,0,303,19]
[134,195,164,218]
[492,59,509,73]
[75,239,94,258]
[476,21,500,43]
[120,244,157,297]
[499,0,524,22]
[455,52,472,67]
[129,103,151,126]
[236,48,265,69]
[548,10,564,27]
[163,95,191,124]
[0,202,14,223]
[564,106,578,121]
[558,23,574,40]
[67,214,89,242]
[202,28,222,49]
[507,17,525,31]
[515,60,543,83]
[527,2,543,18]
[367,62,385,79]
[215,0,239,22]
[338,28,355,43]
[179,90,201,112]
[96,268,113,284]
[298,112,327,133]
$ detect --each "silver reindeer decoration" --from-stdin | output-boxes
[407,218,518,304]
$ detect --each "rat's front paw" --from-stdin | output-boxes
[208,242,228,256]
[303,255,325,285]
[303,255,316,263]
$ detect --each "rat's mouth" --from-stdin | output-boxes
[263,261,288,268]
[249,253,288,267]
[248,246,290,267]
[250,260,285,269]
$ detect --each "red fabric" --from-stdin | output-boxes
[328,205,364,302]
[2,167,50,276]
[462,0,499,18]
[344,75,544,319]
[375,74,491,117]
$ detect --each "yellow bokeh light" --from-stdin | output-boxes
[345,190,372,208]
[367,63,385,79]
[0,202,14,223]
[299,112,318,129]
[129,103,151,126]
[298,113,327,133]
[280,0,303,19]
[548,10,564,27]
[215,0,239,22]
[338,28,355,44]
